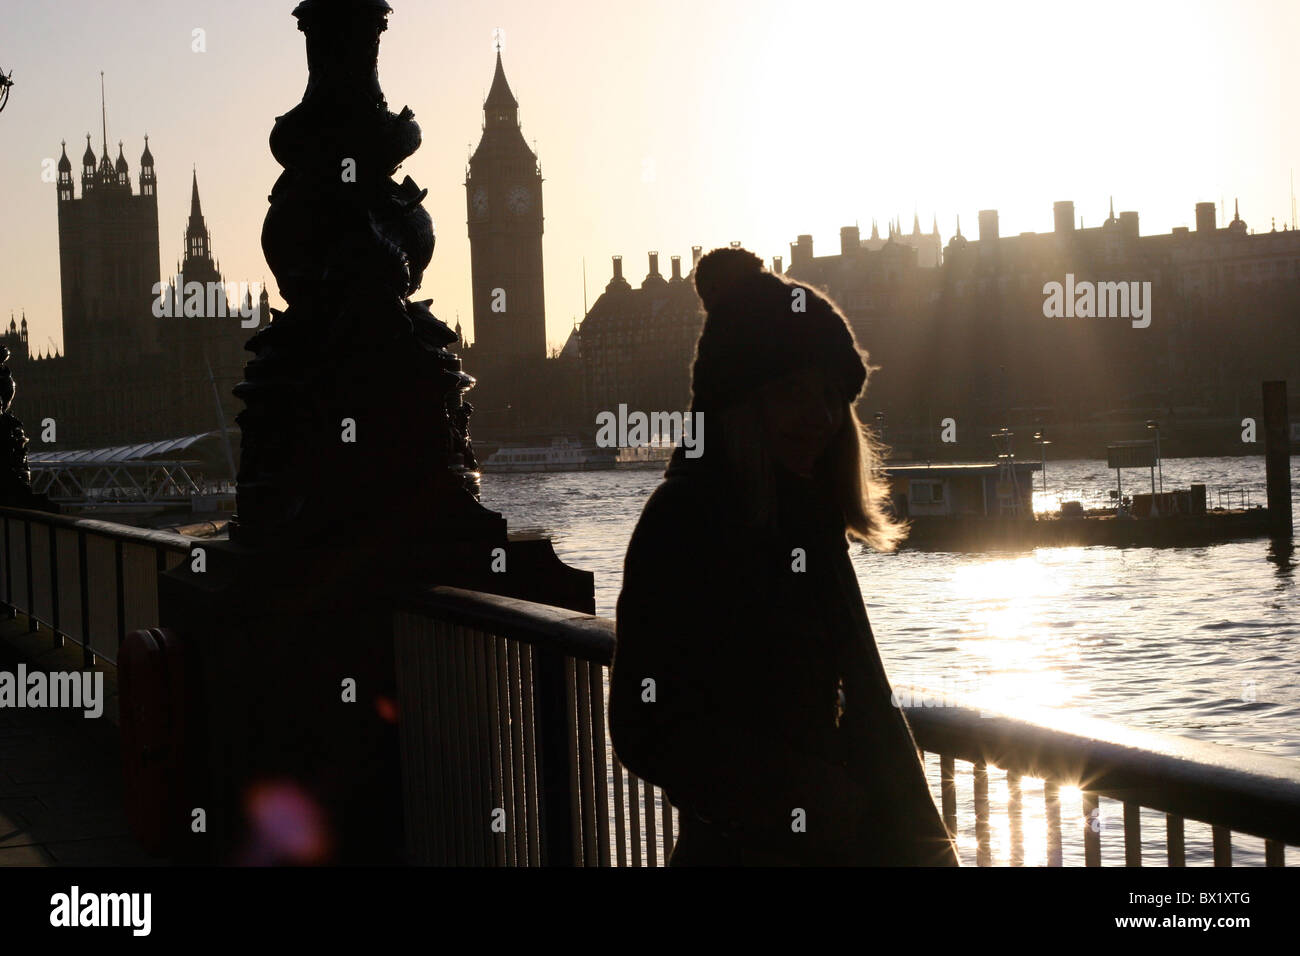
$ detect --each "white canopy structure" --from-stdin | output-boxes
[27,431,231,506]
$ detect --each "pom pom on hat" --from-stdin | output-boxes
[689,246,868,413]
[693,247,765,313]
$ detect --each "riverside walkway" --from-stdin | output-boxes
[0,615,160,865]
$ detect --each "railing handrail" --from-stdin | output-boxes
[898,692,1300,847]
[405,585,615,664]
[404,584,1300,851]
[0,506,196,671]
[0,505,193,552]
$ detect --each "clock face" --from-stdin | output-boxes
[507,186,532,215]
[471,187,488,219]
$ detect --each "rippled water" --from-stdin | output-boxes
[480,457,1300,866]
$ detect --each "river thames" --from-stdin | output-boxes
[481,455,1299,866]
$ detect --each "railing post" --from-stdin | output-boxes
[940,753,957,841]
[1166,814,1186,866]
[23,517,34,632]
[78,528,92,668]
[114,538,125,653]
[1083,791,1101,866]
[48,522,61,648]
[531,646,577,866]
[1007,770,1023,867]
[1123,801,1141,866]
[628,770,643,867]
[1044,780,1062,867]
[2,514,11,614]
[1212,826,1232,866]
[973,759,990,866]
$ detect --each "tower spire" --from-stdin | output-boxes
[484,49,518,111]
[100,71,108,158]
[185,167,212,265]
[191,167,203,219]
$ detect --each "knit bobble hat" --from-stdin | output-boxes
[689,247,867,414]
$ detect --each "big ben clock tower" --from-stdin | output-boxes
[466,50,547,376]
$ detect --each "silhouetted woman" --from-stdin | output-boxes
[609,247,958,866]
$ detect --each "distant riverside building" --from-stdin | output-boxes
[929,198,1300,433]
[578,250,705,426]
[939,198,1300,287]
[2,100,266,450]
[1158,201,1300,295]
[786,224,933,331]
[859,214,943,267]
[575,228,936,431]
[575,199,1298,457]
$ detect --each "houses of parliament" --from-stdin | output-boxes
[10,58,580,454]
[5,104,267,451]
[10,61,1294,459]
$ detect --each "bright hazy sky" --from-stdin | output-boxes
[2,0,1298,356]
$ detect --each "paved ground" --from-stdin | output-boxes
[0,615,163,865]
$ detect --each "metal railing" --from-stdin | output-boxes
[0,505,192,668]
[396,585,1300,866]
[913,697,1298,866]
[395,588,677,866]
[1,506,1293,867]
[1215,487,1254,510]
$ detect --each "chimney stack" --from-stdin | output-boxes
[612,255,623,281]
[773,255,783,274]
[1053,201,1076,235]
[691,245,702,269]
[648,251,660,277]
[840,225,861,255]
[978,209,999,241]
[670,255,682,281]
[1195,201,1217,233]
[791,234,814,266]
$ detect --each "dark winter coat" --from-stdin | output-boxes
[609,446,959,866]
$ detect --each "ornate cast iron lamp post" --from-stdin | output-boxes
[0,347,32,501]
[233,0,497,556]
[147,0,591,865]
[0,346,53,510]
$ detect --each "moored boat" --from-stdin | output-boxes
[481,437,616,473]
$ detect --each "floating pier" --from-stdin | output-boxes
[887,381,1290,553]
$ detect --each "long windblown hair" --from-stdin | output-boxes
[714,391,910,553]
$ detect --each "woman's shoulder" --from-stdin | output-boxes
[635,469,720,531]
